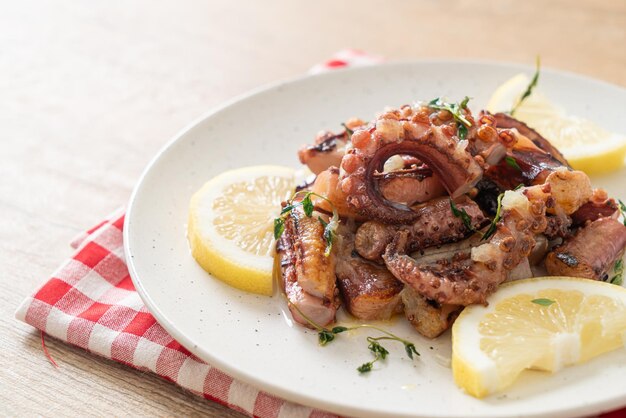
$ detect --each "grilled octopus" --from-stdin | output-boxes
[278,100,626,339]
[277,205,339,327]
[338,105,484,224]
[383,185,552,305]
[354,196,488,262]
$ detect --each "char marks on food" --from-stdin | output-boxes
[401,286,462,338]
[376,165,446,206]
[335,226,404,320]
[277,206,339,327]
[571,197,619,226]
[545,217,626,281]
[483,113,571,190]
[492,112,570,167]
[298,131,348,175]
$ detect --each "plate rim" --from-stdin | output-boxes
[124,59,626,418]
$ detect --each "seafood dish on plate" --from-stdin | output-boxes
[276,98,626,338]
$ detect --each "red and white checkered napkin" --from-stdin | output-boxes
[14,50,378,418]
[16,210,338,418]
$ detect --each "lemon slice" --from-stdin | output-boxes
[188,165,295,295]
[487,74,626,174]
[452,276,626,398]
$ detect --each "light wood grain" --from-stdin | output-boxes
[1,0,624,416]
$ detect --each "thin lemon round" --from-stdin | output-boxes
[452,276,626,398]
[188,165,295,295]
[487,74,626,175]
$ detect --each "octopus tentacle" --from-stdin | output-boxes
[383,184,551,305]
[354,196,488,262]
[277,206,339,327]
[339,106,483,224]
[492,112,570,167]
[481,113,572,190]
[545,217,626,281]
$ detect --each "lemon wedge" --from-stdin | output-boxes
[452,276,626,398]
[188,165,296,295]
[487,74,626,175]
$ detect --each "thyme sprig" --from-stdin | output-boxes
[287,301,419,373]
[274,191,339,257]
[358,338,389,372]
[481,192,504,241]
[511,56,541,116]
[449,199,475,232]
[480,185,526,241]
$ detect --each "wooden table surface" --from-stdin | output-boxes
[2,1,625,416]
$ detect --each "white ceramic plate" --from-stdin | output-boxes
[125,61,626,418]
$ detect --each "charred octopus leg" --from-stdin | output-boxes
[545,217,626,281]
[383,185,552,305]
[277,206,339,327]
[354,196,488,262]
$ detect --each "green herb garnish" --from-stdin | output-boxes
[450,198,475,232]
[357,338,389,373]
[481,193,504,241]
[357,362,373,373]
[531,298,556,306]
[618,199,626,227]
[459,96,471,109]
[317,216,337,257]
[609,259,624,286]
[302,193,314,217]
[274,191,339,257]
[332,326,349,334]
[287,301,419,373]
[427,96,473,139]
[505,156,521,171]
[273,218,285,240]
[458,124,468,140]
[511,56,541,116]
[341,123,354,137]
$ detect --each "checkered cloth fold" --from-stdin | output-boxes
[15,49,625,418]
